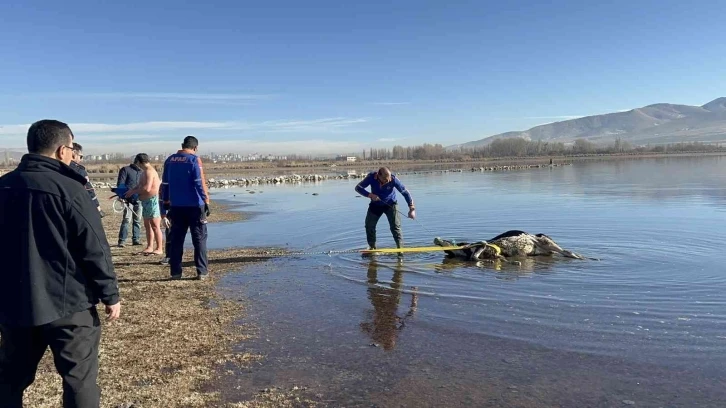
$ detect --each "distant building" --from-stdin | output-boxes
[337,155,358,162]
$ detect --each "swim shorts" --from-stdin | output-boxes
[141,195,161,219]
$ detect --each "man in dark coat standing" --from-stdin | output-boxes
[0,119,121,407]
[115,155,143,247]
[160,136,211,280]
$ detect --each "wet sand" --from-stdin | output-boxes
[20,198,286,408]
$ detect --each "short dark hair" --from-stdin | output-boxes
[72,142,83,152]
[182,136,199,149]
[134,153,150,165]
[27,119,74,155]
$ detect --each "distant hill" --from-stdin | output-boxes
[449,97,726,149]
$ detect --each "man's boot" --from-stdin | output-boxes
[362,243,376,257]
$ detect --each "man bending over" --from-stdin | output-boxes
[355,167,416,249]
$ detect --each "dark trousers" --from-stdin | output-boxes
[365,203,402,248]
[168,205,208,277]
[0,308,101,408]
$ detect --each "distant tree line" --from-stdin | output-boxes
[38,137,725,174]
[359,137,726,161]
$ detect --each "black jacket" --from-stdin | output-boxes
[116,163,141,204]
[0,154,119,327]
[117,163,142,202]
[69,160,99,208]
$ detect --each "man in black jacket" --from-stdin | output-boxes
[116,155,143,247]
[70,142,105,218]
[0,119,121,407]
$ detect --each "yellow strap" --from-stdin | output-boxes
[465,242,502,256]
[487,243,502,256]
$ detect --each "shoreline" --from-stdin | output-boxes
[81,151,726,184]
[22,199,285,407]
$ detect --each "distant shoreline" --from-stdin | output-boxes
[71,150,726,181]
[2,151,720,181]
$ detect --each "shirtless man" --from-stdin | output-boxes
[125,153,163,255]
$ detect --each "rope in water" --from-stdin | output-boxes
[102,193,598,261]
[231,246,459,258]
[102,192,442,258]
[273,248,366,257]
[242,198,443,258]
[274,246,467,257]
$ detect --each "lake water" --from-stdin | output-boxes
[206,156,726,407]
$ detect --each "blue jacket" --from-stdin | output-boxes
[355,171,414,207]
[160,150,210,215]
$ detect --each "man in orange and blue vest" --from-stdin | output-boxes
[160,136,211,280]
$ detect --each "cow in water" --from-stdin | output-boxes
[433,230,593,262]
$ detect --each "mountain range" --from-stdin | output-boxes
[448,97,726,149]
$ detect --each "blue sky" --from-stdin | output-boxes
[0,0,724,155]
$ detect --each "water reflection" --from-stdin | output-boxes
[360,259,419,350]
[568,158,726,205]
[433,255,562,280]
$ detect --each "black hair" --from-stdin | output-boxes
[134,153,150,165]
[72,142,83,152]
[182,135,199,149]
[27,119,74,155]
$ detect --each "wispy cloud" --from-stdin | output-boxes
[254,118,368,133]
[94,139,367,155]
[377,138,398,142]
[0,117,371,155]
[370,102,410,106]
[0,122,229,136]
[79,92,274,100]
[0,117,368,136]
[7,92,277,105]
